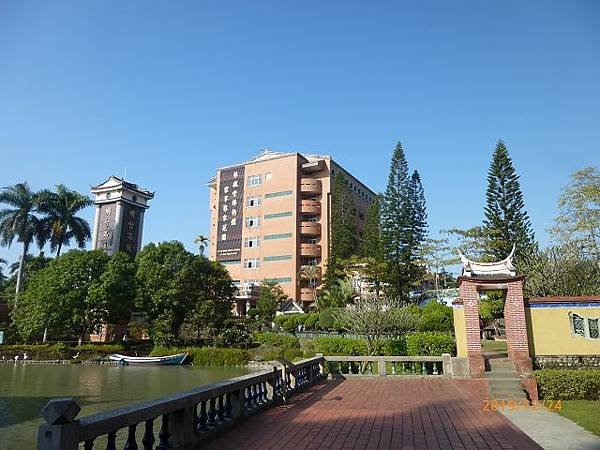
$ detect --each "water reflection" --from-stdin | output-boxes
[0,363,250,450]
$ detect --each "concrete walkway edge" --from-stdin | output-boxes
[500,408,600,450]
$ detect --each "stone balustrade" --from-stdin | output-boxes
[37,356,325,450]
[324,355,452,378]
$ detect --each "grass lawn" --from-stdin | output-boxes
[556,400,600,437]
[481,339,507,352]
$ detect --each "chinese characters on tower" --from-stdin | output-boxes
[216,165,245,261]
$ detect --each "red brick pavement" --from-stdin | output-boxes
[205,378,542,450]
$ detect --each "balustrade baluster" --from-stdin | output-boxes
[391,362,397,375]
[224,392,233,419]
[433,362,439,375]
[244,386,252,409]
[106,431,117,450]
[142,419,155,450]
[217,395,226,422]
[367,361,373,375]
[198,401,208,431]
[251,384,258,408]
[262,381,269,402]
[156,414,170,450]
[422,362,427,375]
[84,439,95,450]
[124,424,138,450]
[207,398,217,426]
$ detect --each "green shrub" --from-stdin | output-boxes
[282,317,297,333]
[313,337,368,355]
[273,315,288,328]
[317,309,335,330]
[534,370,600,400]
[418,302,453,332]
[304,313,319,330]
[0,343,72,360]
[247,308,259,318]
[216,328,253,348]
[406,332,455,356]
[253,332,300,348]
[150,346,249,366]
[383,338,407,356]
[76,344,124,354]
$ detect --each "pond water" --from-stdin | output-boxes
[0,363,250,450]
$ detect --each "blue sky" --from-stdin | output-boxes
[1,1,599,267]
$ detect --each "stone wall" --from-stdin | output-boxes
[533,355,600,370]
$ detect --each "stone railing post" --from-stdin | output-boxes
[267,367,279,402]
[378,357,387,376]
[442,353,452,378]
[316,353,325,376]
[168,405,194,447]
[230,388,245,420]
[37,398,81,450]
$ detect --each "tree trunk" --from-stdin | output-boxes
[56,240,63,257]
[14,242,29,309]
[42,327,48,343]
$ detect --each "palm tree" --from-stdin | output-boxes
[194,234,210,255]
[37,184,92,256]
[298,265,320,303]
[0,183,47,306]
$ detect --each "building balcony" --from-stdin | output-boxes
[300,222,321,236]
[300,178,322,195]
[300,199,321,215]
[300,288,317,302]
[299,264,322,279]
[299,243,322,258]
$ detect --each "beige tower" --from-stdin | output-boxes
[91,176,154,257]
[208,150,375,314]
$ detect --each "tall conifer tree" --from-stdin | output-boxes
[483,140,536,260]
[381,142,411,299]
[406,170,428,285]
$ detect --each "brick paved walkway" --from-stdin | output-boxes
[206,378,542,450]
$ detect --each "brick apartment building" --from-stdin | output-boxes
[208,150,376,314]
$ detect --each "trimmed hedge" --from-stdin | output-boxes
[534,370,600,400]
[150,346,249,366]
[0,343,125,360]
[254,332,300,349]
[312,337,368,356]
[405,332,455,356]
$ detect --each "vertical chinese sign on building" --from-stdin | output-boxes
[216,165,245,261]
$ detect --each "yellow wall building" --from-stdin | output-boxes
[525,297,600,356]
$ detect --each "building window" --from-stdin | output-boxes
[247,174,262,187]
[265,172,272,180]
[571,313,585,337]
[246,216,261,228]
[264,277,292,284]
[264,233,293,240]
[244,237,260,248]
[588,318,599,339]
[264,211,293,220]
[358,212,365,220]
[302,215,318,222]
[247,196,262,207]
[221,260,241,265]
[264,190,293,199]
[244,258,260,269]
[263,255,293,262]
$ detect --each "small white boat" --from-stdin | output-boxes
[109,353,188,366]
